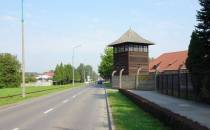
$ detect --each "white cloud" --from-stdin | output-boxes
[0,15,18,22]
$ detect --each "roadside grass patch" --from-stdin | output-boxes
[103,82,111,88]
[108,89,170,130]
[0,83,83,106]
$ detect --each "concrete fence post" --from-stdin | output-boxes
[136,67,142,90]
[178,63,184,97]
[112,70,117,77]
[111,70,117,87]
[119,69,124,89]
[155,70,159,91]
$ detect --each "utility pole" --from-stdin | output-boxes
[83,65,86,83]
[72,45,81,87]
[21,0,26,98]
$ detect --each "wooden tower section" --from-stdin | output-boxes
[108,29,154,76]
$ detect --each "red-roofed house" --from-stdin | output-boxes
[36,71,54,80]
[149,51,188,73]
[43,71,54,78]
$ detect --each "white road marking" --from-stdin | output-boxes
[77,89,87,96]
[13,128,19,130]
[72,88,89,99]
[62,99,69,103]
[44,108,54,114]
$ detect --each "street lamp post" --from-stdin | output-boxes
[83,65,86,83]
[21,0,26,98]
[72,45,81,87]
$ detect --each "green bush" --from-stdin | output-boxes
[0,53,21,88]
[25,74,37,83]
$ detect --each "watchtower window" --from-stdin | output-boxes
[139,45,142,52]
[114,44,148,53]
[125,45,129,52]
[134,45,138,52]
[143,46,148,52]
[116,47,119,53]
[129,44,134,51]
[120,46,124,52]
[114,48,117,53]
[114,45,126,53]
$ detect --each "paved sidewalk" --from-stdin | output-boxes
[130,90,210,129]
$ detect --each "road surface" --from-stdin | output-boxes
[0,84,110,130]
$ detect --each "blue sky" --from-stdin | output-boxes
[0,0,200,72]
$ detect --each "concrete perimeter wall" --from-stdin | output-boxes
[136,74,155,91]
[112,75,136,89]
[112,74,155,90]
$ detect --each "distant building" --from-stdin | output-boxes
[149,51,188,73]
[36,71,54,80]
[43,71,54,79]
[32,71,54,86]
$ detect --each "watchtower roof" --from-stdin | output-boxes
[108,29,154,46]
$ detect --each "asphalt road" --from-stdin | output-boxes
[0,84,110,130]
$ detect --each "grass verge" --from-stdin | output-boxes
[107,89,170,130]
[103,82,111,88]
[0,83,83,106]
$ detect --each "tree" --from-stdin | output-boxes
[186,32,205,96]
[0,53,21,88]
[77,63,85,82]
[25,73,37,83]
[53,62,95,84]
[85,65,93,81]
[98,47,113,80]
[63,64,73,83]
[53,63,64,84]
[186,32,205,72]
[53,65,59,82]
[186,0,210,98]
[74,70,81,82]
[195,0,210,69]
[92,71,98,81]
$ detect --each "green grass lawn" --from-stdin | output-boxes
[103,82,111,88]
[0,83,83,106]
[108,89,170,130]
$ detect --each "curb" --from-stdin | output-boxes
[119,89,210,130]
[104,87,115,130]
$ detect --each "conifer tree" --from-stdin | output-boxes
[186,0,210,98]
[195,0,210,69]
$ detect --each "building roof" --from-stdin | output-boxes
[149,51,188,72]
[44,72,54,77]
[108,28,154,46]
